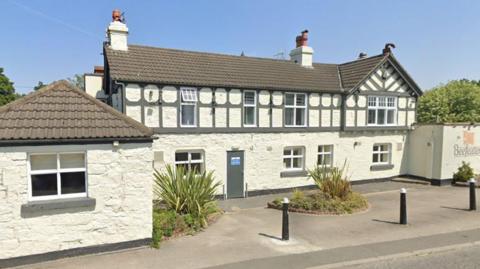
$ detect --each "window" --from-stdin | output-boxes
[175,151,204,173]
[180,87,197,127]
[243,91,256,126]
[367,96,396,125]
[283,147,304,171]
[28,153,87,201]
[317,145,333,167]
[284,93,307,127]
[372,144,391,165]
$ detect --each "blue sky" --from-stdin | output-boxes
[1,0,479,94]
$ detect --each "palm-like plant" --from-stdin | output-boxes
[308,161,352,200]
[154,165,220,226]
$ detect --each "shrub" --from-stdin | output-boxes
[152,210,177,248]
[308,161,352,200]
[453,161,474,182]
[154,165,221,227]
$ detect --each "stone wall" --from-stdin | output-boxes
[0,142,153,259]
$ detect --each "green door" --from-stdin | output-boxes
[227,151,244,198]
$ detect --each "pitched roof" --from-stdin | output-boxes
[105,45,342,93]
[338,54,387,89]
[0,80,153,143]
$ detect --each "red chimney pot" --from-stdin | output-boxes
[295,30,309,47]
[112,9,122,22]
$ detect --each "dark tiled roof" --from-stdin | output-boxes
[105,45,343,92]
[0,80,153,142]
[338,54,387,89]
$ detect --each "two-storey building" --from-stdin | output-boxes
[87,12,422,198]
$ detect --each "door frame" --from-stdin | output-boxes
[225,150,245,199]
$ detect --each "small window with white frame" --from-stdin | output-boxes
[284,93,307,127]
[367,96,396,125]
[180,87,198,127]
[372,144,391,165]
[175,151,204,173]
[317,145,333,167]
[28,152,87,201]
[283,147,305,171]
[243,90,256,126]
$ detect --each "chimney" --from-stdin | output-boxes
[107,9,128,51]
[289,30,314,68]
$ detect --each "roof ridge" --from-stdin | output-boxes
[339,53,386,66]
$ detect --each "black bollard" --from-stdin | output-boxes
[282,197,289,241]
[470,178,476,211]
[400,188,407,225]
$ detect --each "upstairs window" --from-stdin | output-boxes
[285,93,307,127]
[180,87,197,127]
[317,145,333,167]
[175,151,204,173]
[367,96,396,125]
[283,147,305,171]
[372,144,391,165]
[243,91,256,126]
[29,153,87,201]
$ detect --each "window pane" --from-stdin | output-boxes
[61,172,86,194]
[324,155,332,165]
[191,152,202,161]
[285,94,294,106]
[292,148,302,155]
[377,109,385,124]
[244,92,255,105]
[295,108,305,126]
[387,97,395,107]
[181,104,195,125]
[368,97,377,107]
[368,109,376,124]
[283,149,291,156]
[60,153,85,169]
[380,153,388,163]
[378,97,386,107]
[30,154,57,171]
[190,163,203,173]
[318,155,324,165]
[175,152,188,162]
[372,154,378,163]
[380,144,389,151]
[296,94,306,106]
[285,108,294,125]
[283,158,291,169]
[244,107,255,125]
[31,174,57,197]
[181,88,197,102]
[387,110,395,124]
[292,157,301,168]
[175,163,188,171]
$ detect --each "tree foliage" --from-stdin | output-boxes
[417,80,480,123]
[67,74,85,90]
[33,81,46,91]
[0,68,19,106]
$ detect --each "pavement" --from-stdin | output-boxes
[13,181,480,269]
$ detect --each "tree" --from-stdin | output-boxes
[67,74,85,90]
[33,81,46,91]
[417,80,480,123]
[0,68,18,106]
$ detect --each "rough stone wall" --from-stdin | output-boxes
[152,132,409,193]
[0,143,153,259]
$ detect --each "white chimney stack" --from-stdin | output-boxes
[289,30,314,68]
[107,9,128,51]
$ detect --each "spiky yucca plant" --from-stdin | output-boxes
[308,161,352,200]
[154,165,220,226]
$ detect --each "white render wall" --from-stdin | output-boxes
[0,143,153,259]
[152,131,409,193]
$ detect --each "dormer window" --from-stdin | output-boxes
[180,87,197,127]
[367,96,396,126]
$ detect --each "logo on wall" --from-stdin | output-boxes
[454,131,480,157]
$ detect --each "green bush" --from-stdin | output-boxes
[453,161,474,182]
[307,161,352,200]
[152,210,177,248]
[154,165,221,226]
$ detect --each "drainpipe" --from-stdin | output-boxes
[113,80,126,114]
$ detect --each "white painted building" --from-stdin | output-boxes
[92,12,422,198]
[0,81,154,264]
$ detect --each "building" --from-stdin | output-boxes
[0,81,154,264]
[85,11,423,198]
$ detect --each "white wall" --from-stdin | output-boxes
[152,131,409,193]
[84,75,106,100]
[0,143,153,259]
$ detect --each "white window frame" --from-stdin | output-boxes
[27,152,88,202]
[283,147,305,171]
[180,87,198,127]
[174,150,205,173]
[243,90,257,127]
[372,144,391,165]
[367,96,397,126]
[317,145,334,167]
[284,93,307,127]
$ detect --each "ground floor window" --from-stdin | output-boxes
[175,151,204,173]
[317,145,333,166]
[29,152,87,201]
[372,144,391,165]
[283,147,304,171]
